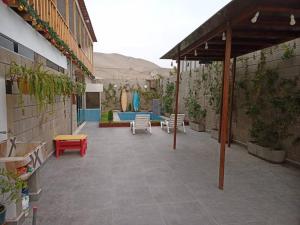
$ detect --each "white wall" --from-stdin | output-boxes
[0,1,67,69]
[86,83,103,92]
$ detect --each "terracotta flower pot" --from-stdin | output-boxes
[17,78,30,95]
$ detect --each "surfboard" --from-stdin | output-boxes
[133,91,140,112]
[120,89,127,112]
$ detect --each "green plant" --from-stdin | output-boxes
[281,43,296,60]
[162,81,175,114]
[0,169,27,207]
[185,90,206,123]
[103,83,117,109]
[107,110,113,122]
[8,62,85,111]
[208,74,222,114]
[238,64,300,149]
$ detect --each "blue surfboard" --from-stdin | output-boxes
[133,91,140,112]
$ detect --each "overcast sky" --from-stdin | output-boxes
[85,0,231,68]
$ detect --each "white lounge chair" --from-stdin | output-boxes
[160,114,186,133]
[130,114,152,135]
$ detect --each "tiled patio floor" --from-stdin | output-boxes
[24,123,300,225]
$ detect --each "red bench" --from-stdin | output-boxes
[54,135,87,158]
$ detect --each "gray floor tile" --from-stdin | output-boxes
[22,125,300,225]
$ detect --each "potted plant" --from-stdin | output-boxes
[0,169,27,224]
[185,90,206,132]
[238,65,300,163]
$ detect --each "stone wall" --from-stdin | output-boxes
[100,78,162,112]
[0,47,73,157]
[176,38,300,162]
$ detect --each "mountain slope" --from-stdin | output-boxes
[93,52,170,80]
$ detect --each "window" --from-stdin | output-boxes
[46,59,65,73]
[69,0,74,34]
[75,7,81,44]
[0,34,14,51]
[0,33,34,60]
[18,44,34,60]
[57,0,66,20]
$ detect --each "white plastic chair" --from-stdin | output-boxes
[160,114,186,133]
[130,114,151,134]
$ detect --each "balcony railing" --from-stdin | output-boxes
[8,0,93,74]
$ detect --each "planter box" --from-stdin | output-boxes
[99,121,161,128]
[190,121,205,132]
[247,142,286,163]
[211,129,219,140]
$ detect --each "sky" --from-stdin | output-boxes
[85,0,232,68]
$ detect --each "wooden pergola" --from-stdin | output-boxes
[161,0,300,190]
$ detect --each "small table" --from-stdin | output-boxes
[54,135,87,158]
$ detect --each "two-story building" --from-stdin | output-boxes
[0,1,96,223]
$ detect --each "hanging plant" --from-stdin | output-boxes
[7,62,85,112]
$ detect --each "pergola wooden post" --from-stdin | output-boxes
[228,57,237,147]
[218,61,226,143]
[173,45,181,150]
[219,23,232,190]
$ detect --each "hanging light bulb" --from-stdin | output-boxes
[222,32,226,41]
[290,14,296,26]
[205,42,208,50]
[194,49,197,56]
[251,11,260,23]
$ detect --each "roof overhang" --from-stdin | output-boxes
[161,0,300,61]
[78,0,97,42]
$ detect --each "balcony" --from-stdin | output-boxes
[5,0,95,74]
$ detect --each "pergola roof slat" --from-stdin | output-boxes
[161,0,300,61]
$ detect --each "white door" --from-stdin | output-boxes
[0,75,7,142]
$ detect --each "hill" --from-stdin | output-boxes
[93,52,170,80]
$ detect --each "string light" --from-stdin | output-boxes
[290,14,296,26]
[222,32,226,41]
[205,42,208,50]
[251,11,260,23]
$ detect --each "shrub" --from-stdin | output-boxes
[107,110,113,122]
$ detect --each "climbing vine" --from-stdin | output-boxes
[238,54,300,149]
[281,42,296,60]
[162,81,175,114]
[206,62,222,114]
[103,83,117,109]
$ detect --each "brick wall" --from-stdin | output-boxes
[0,47,73,157]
